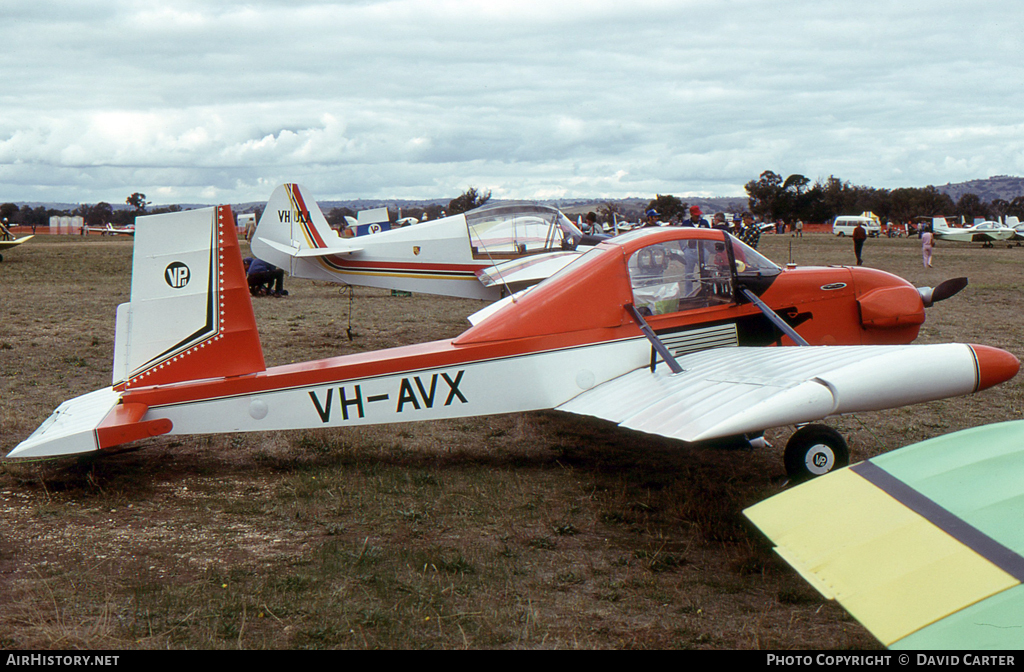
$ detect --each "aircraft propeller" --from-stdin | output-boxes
[918,277,968,307]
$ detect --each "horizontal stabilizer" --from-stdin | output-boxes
[7,388,171,458]
[256,236,361,258]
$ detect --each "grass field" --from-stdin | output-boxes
[1,231,1021,649]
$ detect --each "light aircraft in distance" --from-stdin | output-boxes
[0,229,33,263]
[7,205,1018,480]
[931,217,1015,247]
[83,222,136,236]
[250,184,607,301]
[342,207,392,236]
[745,420,1024,650]
[1006,216,1024,244]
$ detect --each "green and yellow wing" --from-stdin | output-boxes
[744,421,1024,649]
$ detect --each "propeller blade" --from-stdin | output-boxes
[919,277,968,307]
[932,277,969,303]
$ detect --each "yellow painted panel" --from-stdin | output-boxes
[746,469,1019,645]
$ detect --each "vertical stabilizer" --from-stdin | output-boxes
[251,183,352,274]
[113,205,265,390]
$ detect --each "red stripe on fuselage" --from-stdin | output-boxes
[288,184,328,249]
[318,257,483,273]
[121,325,641,410]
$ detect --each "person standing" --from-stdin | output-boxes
[738,212,762,249]
[685,206,709,228]
[853,222,867,266]
[921,225,935,268]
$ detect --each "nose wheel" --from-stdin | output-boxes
[784,424,849,480]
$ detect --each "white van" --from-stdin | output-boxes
[832,215,881,237]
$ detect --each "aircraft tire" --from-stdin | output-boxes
[784,424,849,480]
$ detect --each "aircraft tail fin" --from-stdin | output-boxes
[8,205,264,459]
[112,205,266,390]
[250,183,358,273]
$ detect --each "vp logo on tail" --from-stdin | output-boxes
[164,262,190,289]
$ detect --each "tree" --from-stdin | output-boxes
[15,204,48,232]
[126,192,150,213]
[745,170,785,220]
[955,193,987,223]
[0,203,17,224]
[780,174,812,221]
[1008,197,1024,219]
[79,202,114,228]
[326,207,355,228]
[448,187,491,215]
[991,198,1010,219]
[598,202,620,228]
[646,194,685,222]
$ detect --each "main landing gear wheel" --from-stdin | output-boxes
[784,424,849,481]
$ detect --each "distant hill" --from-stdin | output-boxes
[11,178,1023,218]
[934,175,1024,202]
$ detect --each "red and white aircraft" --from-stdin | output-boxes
[7,205,1019,478]
[251,184,604,301]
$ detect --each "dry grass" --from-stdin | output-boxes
[1,231,1021,649]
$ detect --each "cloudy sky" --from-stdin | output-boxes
[2,0,1022,205]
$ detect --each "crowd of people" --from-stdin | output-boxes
[639,205,766,249]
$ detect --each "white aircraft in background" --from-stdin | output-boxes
[931,217,1015,247]
[83,222,136,237]
[251,184,607,301]
[1004,216,1024,244]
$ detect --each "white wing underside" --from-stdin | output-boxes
[477,251,581,288]
[557,344,980,442]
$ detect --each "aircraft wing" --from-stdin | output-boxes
[744,420,1024,649]
[556,343,1008,443]
[477,251,581,289]
[0,235,34,250]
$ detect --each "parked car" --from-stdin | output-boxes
[832,215,882,237]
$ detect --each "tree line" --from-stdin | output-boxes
[744,171,1024,224]
[324,187,492,227]
[0,192,180,230]
[4,177,1024,231]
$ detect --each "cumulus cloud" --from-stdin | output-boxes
[0,0,1022,204]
